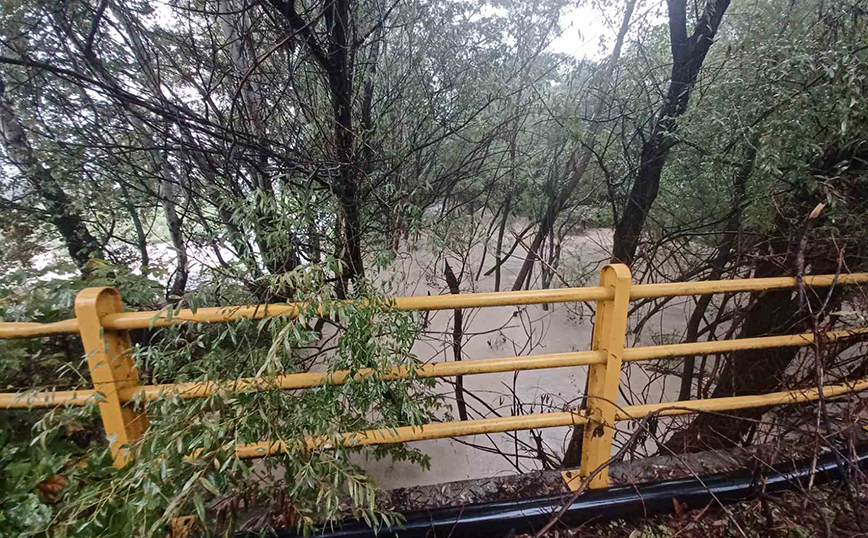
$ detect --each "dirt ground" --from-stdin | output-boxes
[538,481,868,538]
[374,444,868,538]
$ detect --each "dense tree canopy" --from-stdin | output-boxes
[1,0,867,535]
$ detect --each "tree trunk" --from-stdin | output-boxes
[493,194,512,292]
[563,0,733,465]
[217,0,300,277]
[444,260,468,421]
[127,115,189,298]
[541,227,560,311]
[611,140,668,265]
[158,177,188,298]
[612,0,732,265]
[119,182,150,274]
[327,0,364,284]
[0,78,102,272]
[666,253,800,452]
[269,0,365,283]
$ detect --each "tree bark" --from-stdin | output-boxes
[493,194,512,292]
[612,0,732,265]
[119,182,150,274]
[127,116,189,297]
[269,0,365,283]
[444,259,468,421]
[218,0,300,277]
[0,78,102,271]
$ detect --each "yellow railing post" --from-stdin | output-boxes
[579,263,631,488]
[75,287,149,467]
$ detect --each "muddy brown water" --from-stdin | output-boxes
[352,228,691,489]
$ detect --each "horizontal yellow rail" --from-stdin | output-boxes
[2,273,865,338]
[115,327,868,402]
[622,327,868,362]
[629,273,868,299]
[0,388,98,408]
[617,378,868,420]
[98,286,612,332]
[3,268,867,484]
[117,349,607,403]
[234,410,590,458]
[0,319,80,338]
[231,378,868,458]
[6,327,867,409]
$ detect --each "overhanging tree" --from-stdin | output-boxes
[612,0,732,266]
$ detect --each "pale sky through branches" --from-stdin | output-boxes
[550,0,665,60]
[549,2,609,59]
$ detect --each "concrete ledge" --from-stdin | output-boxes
[382,445,802,512]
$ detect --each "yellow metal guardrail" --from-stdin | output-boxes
[2,265,868,488]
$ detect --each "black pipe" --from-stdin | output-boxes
[244,446,868,538]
